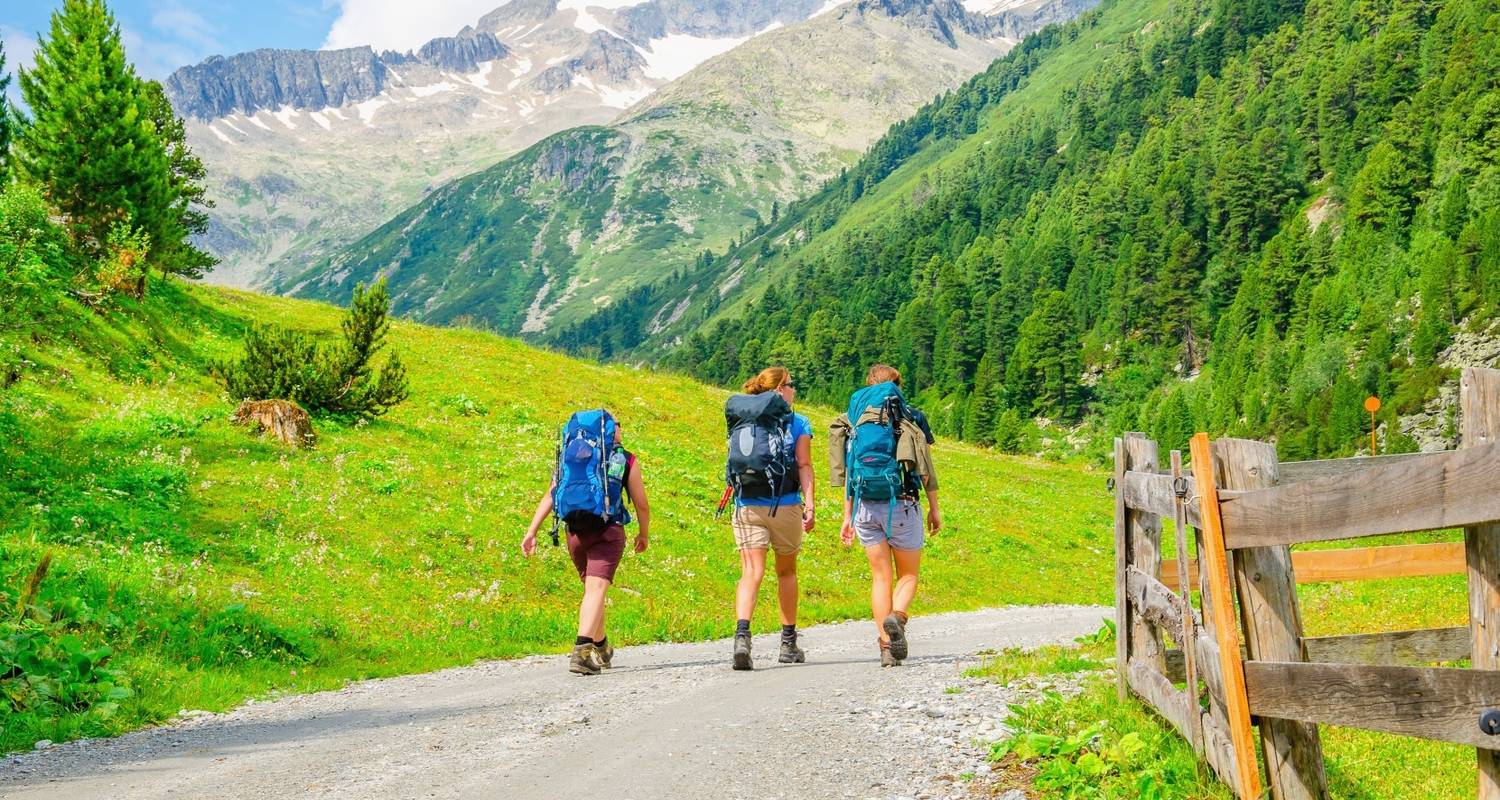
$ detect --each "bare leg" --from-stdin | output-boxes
[774,552,799,626]
[892,547,922,615]
[865,541,894,642]
[578,576,610,639]
[735,548,768,621]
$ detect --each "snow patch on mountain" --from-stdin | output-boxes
[638,34,750,81]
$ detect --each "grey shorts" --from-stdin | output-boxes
[853,499,924,550]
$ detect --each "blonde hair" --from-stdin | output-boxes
[866,364,902,386]
[742,366,790,394]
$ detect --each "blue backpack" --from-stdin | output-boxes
[724,391,799,513]
[845,382,909,503]
[551,409,631,543]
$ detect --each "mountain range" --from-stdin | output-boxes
[265,0,1094,333]
[169,0,836,286]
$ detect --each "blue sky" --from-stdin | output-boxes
[1,0,506,90]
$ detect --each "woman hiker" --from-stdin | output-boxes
[724,367,816,670]
[831,364,940,667]
[523,410,650,675]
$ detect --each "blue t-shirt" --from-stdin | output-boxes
[738,412,812,508]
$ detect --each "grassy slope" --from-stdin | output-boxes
[0,281,1110,751]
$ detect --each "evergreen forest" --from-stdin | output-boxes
[558,0,1500,462]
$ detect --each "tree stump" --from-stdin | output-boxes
[233,400,315,448]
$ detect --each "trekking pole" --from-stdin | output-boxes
[715,485,734,519]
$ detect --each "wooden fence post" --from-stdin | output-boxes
[1191,432,1263,799]
[1215,438,1328,800]
[1126,434,1166,677]
[1461,367,1500,799]
[1115,436,1129,700]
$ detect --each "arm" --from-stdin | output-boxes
[796,434,815,532]
[925,489,941,534]
[522,479,556,556]
[626,462,650,553]
[840,495,855,547]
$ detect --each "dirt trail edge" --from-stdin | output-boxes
[0,606,1108,800]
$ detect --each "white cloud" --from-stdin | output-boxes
[1,24,37,108]
[150,4,224,56]
[322,0,504,52]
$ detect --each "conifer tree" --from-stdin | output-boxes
[17,0,175,293]
[141,80,215,279]
[0,42,13,184]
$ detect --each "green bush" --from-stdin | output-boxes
[215,280,410,419]
[0,558,132,722]
[0,184,70,330]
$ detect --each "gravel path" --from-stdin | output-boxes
[0,606,1107,800]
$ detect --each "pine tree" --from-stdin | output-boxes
[17,0,175,293]
[141,80,216,279]
[0,41,13,184]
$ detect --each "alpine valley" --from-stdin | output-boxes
[174,0,842,286]
[261,0,1096,333]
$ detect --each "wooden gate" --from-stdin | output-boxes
[1115,366,1500,799]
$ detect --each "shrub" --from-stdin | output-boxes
[0,184,69,329]
[216,280,410,419]
[0,557,132,720]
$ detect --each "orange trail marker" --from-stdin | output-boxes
[1365,396,1381,455]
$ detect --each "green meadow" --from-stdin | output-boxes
[0,281,1110,752]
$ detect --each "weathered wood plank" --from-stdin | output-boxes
[1217,440,1500,548]
[1215,438,1326,800]
[1128,565,1185,635]
[1114,437,1129,701]
[1170,450,1201,751]
[1121,470,1204,529]
[1127,435,1167,678]
[1160,541,1465,591]
[1462,367,1500,795]
[1200,710,1244,798]
[1244,661,1500,748]
[1278,452,1440,483]
[1189,432,1262,799]
[1304,627,1471,666]
[1129,660,1195,741]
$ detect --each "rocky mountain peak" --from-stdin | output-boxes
[478,0,562,31]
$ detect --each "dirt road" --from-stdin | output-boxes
[0,606,1107,800]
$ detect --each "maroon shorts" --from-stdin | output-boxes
[566,524,626,582]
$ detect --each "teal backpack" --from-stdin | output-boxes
[844,381,909,502]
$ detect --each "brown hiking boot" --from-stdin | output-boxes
[880,640,901,668]
[569,643,601,676]
[596,640,614,669]
[883,613,908,661]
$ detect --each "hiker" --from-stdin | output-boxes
[830,364,940,667]
[522,409,650,675]
[722,366,816,670]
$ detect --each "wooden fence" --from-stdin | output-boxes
[1114,366,1500,799]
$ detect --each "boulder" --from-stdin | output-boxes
[233,400,315,447]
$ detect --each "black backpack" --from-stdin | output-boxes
[724,391,799,512]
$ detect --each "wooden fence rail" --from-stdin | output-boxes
[1114,366,1500,799]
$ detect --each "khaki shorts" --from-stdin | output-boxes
[732,504,805,555]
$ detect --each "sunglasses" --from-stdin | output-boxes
[781,382,798,390]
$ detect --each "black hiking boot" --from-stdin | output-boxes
[732,631,753,670]
[595,639,614,669]
[778,634,805,664]
[883,613,908,661]
[569,643,601,676]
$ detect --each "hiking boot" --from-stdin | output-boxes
[569,643,601,676]
[778,634,805,664]
[596,640,614,669]
[880,641,901,668]
[732,631,753,671]
[883,613,909,661]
